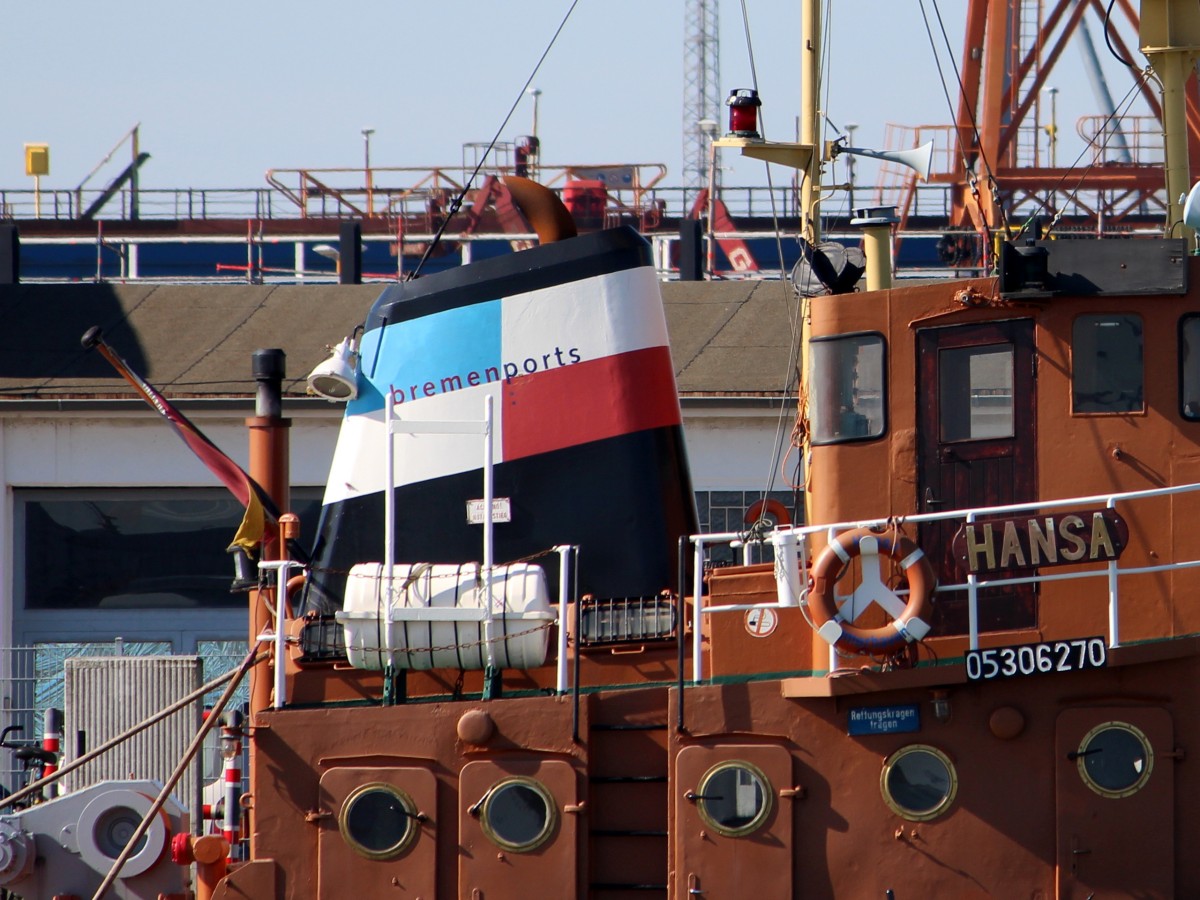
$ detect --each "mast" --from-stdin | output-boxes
[800,0,821,243]
[1139,0,1200,237]
[712,0,820,233]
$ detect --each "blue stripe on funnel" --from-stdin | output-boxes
[348,299,502,415]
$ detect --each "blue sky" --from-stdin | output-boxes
[4,2,1147,192]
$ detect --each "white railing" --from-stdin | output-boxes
[690,481,1200,682]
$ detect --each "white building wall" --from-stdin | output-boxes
[681,411,797,492]
[0,403,793,644]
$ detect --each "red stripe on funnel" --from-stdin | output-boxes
[502,346,681,460]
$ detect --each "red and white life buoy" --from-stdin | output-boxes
[807,527,936,654]
[745,499,792,527]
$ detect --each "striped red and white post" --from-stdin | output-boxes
[219,710,245,861]
[42,708,62,799]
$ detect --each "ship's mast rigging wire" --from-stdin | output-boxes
[917,0,1009,243]
[725,0,807,519]
[1008,0,1153,239]
[1022,73,1152,237]
[408,0,581,280]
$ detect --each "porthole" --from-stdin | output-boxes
[691,761,773,837]
[338,783,419,860]
[479,777,557,852]
[881,745,958,821]
[1076,721,1154,798]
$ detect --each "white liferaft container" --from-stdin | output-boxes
[336,562,555,671]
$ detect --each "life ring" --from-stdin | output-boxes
[807,527,935,654]
[745,499,792,527]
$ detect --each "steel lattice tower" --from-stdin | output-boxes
[682,0,721,189]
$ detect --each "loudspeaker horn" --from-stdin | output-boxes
[1183,180,1200,230]
[834,140,934,181]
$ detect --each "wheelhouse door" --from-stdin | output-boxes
[916,320,1037,634]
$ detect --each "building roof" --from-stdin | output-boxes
[0,279,798,404]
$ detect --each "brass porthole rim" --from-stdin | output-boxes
[694,760,774,838]
[480,777,558,853]
[337,782,419,860]
[880,744,959,822]
[1076,720,1154,799]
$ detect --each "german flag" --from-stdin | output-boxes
[81,326,278,554]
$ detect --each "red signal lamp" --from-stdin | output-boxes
[726,89,762,138]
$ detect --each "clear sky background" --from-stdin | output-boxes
[3,1,1151,193]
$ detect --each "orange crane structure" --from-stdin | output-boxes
[876,0,1200,262]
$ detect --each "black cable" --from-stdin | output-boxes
[919,0,1007,241]
[1104,0,1135,68]
[409,0,581,280]
[1020,73,1150,237]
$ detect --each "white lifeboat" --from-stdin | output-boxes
[336,561,554,671]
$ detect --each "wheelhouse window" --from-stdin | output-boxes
[809,333,886,444]
[1180,315,1200,419]
[1073,315,1143,413]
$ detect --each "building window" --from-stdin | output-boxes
[15,488,322,611]
[1072,314,1143,413]
[809,333,886,444]
[695,490,800,566]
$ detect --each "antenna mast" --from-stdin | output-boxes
[683,0,721,189]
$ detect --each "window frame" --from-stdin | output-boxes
[1179,314,1200,421]
[1071,313,1145,416]
[478,776,558,853]
[338,782,421,860]
[808,330,888,446]
[880,744,959,822]
[1075,720,1155,799]
[693,759,775,838]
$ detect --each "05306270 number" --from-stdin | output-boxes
[965,637,1107,682]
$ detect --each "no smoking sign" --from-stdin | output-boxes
[744,607,779,638]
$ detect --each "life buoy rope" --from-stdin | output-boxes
[806,526,936,654]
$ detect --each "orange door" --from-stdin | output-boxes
[316,766,437,899]
[458,758,579,899]
[1055,707,1174,898]
[674,744,793,899]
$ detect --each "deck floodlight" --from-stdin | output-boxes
[307,336,359,402]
